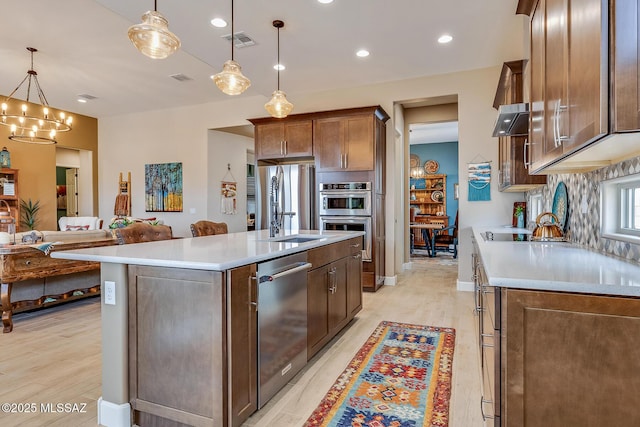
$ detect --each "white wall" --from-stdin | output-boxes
[206,130,254,233]
[98,66,524,279]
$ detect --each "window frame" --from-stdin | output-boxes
[601,174,640,243]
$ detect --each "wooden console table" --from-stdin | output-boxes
[0,239,115,333]
[410,222,445,257]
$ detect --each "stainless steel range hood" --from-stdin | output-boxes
[492,103,529,137]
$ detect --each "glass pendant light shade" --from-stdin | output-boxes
[128,10,181,59]
[265,90,294,118]
[265,20,293,118]
[212,59,251,95]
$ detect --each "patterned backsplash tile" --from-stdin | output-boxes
[527,156,640,265]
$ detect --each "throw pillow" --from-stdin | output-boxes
[65,225,90,231]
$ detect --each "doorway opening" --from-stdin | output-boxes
[55,147,94,229]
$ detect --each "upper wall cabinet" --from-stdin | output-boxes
[249,119,313,161]
[612,0,640,132]
[314,114,374,172]
[525,0,608,173]
[494,60,546,191]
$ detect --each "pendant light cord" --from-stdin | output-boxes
[231,0,235,61]
[154,0,157,12]
[277,25,280,90]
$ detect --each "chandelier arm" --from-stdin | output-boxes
[5,74,31,101]
[32,76,51,108]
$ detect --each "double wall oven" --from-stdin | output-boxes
[319,182,372,261]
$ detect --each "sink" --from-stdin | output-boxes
[265,234,326,243]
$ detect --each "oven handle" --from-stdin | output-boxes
[259,262,312,283]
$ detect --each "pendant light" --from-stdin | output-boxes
[264,20,293,118]
[128,0,181,59]
[212,0,251,95]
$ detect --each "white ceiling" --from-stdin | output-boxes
[0,0,525,120]
[409,121,459,145]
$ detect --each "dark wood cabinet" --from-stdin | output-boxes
[502,289,640,427]
[251,119,313,161]
[493,61,546,191]
[523,0,608,173]
[346,239,363,317]
[612,0,640,132]
[314,114,374,172]
[228,263,258,426]
[307,237,362,359]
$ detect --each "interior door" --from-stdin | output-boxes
[65,168,78,216]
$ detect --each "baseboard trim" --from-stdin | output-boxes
[457,280,474,292]
[98,397,131,427]
[384,275,397,286]
[402,262,413,270]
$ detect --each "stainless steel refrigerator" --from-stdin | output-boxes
[257,162,316,232]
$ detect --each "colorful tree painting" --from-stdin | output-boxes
[145,162,183,212]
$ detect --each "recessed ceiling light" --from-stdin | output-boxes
[356,49,370,58]
[211,18,227,28]
[77,98,87,103]
[274,63,285,71]
[438,34,453,44]
[318,0,334,4]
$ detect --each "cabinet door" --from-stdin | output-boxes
[543,0,568,164]
[314,117,344,171]
[255,120,313,160]
[498,136,511,189]
[612,0,640,132]
[565,0,607,152]
[346,244,362,318]
[504,289,640,427]
[229,264,258,426]
[307,265,329,356]
[327,258,348,331]
[343,115,374,171]
[255,123,285,160]
[283,120,313,157]
[529,0,546,171]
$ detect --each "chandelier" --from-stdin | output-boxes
[212,0,251,95]
[128,0,181,59]
[0,47,73,145]
[264,20,294,118]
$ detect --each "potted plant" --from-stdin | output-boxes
[20,198,41,230]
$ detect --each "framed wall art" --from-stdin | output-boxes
[145,162,183,212]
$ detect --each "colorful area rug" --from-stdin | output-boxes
[304,321,456,427]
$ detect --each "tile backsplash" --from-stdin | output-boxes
[527,156,640,264]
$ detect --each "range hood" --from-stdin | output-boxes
[492,103,529,137]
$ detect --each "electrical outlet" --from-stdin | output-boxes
[104,281,116,305]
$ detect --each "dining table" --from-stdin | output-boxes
[409,222,446,257]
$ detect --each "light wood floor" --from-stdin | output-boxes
[0,256,482,427]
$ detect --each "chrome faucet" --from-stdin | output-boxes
[269,168,283,237]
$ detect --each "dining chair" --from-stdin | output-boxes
[115,222,173,245]
[190,220,229,237]
[432,212,458,258]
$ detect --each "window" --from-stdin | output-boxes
[619,184,640,236]
[601,174,640,242]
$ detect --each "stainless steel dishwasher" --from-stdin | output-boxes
[257,252,311,408]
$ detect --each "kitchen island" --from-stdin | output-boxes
[52,229,364,427]
[472,227,640,426]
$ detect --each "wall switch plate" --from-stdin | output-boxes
[190,208,196,214]
[104,281,116,305]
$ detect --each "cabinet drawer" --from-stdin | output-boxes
[308,240,350,269]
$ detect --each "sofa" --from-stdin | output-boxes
[58,216,103,231]
[1,228,115,333]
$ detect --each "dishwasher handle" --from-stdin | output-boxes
[259,262,312,283]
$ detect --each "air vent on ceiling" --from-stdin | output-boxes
[222,31,256,48]
[77,94,98,100]
[169,73,194,82]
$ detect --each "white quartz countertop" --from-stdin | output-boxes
[473,226,640,297]
[51,230,364,271]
